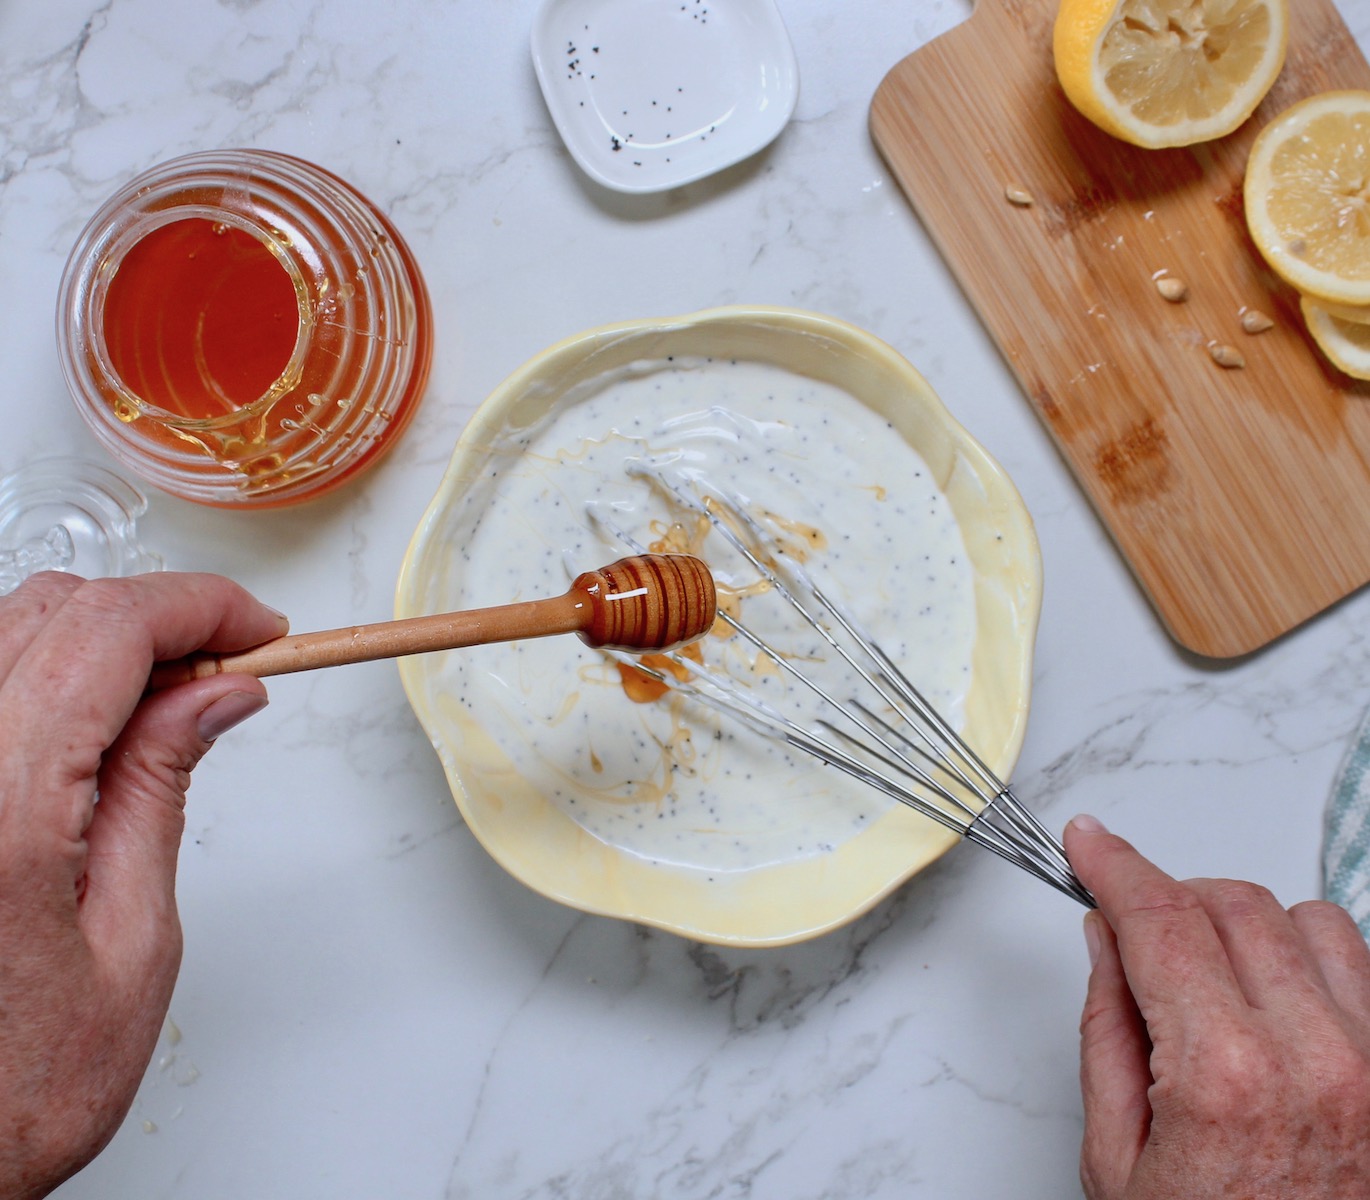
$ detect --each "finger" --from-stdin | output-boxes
[0,571,85,681]
[1065,815,1244,1019]
[1186,878,1330,1015]
[0,574,286,903]
[2,573,286,782]
[1078,910,1153,1198]
[80,674,269,986]
[1289,900,1370,1030]
[30,570,288,669]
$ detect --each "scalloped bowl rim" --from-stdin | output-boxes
[396,305,1043,946]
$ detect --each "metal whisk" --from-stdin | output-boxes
[590,462,1095,909]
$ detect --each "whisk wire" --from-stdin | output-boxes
[818,712,1089,899]
[616,650,978,845]
[850,635,1086,894]
[589,467,1095,908]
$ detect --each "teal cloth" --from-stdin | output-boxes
[1326,707,1370,940]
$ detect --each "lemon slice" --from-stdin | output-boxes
[1312,297,1370,325]
[1244,91,1370,307]
[1301,296,1370,380]
[1053,0,1289,149]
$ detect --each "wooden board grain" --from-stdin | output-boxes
[871,0,1370,658]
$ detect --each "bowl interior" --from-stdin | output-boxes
[397,307,1041,946]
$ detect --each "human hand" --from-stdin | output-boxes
[1065,814,1370,1200]
[0,571,287,1199]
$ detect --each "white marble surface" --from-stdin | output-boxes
[3,1,1369,1196]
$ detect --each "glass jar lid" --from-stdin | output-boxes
[0,457,163,595]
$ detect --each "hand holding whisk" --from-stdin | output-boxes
[592,465,1094,908]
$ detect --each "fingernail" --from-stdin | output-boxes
[1083,911,1103,968]
[264,604,290,629]
[1069,813,1108,835]
[198,690,269,741]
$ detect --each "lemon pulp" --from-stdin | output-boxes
[1246,94,1370,305]
[1054,0,1288,148]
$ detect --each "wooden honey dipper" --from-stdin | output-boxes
[149,553,716,690]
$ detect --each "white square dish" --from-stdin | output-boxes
[530,0,800,194]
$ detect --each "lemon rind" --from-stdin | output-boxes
[1302,296,1370,381]
[1310,297,1370,326]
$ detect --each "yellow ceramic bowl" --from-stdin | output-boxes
[396,306,1041,946]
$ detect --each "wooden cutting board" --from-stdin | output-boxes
[871,0,1370,658]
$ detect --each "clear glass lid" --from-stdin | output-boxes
[0,457,163,595]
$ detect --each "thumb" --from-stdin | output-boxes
[1078,910,1153,1197]
[79,677,269,972]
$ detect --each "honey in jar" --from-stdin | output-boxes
[57,149,433,508]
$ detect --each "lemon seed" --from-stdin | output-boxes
[1209,343,1246,368]
[1156,276,1188,302]
[1004,184,1034,207]
[1240,308,1274,333]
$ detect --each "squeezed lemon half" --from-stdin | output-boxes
[1053,0,1289,149]
[1244,91,1370,307]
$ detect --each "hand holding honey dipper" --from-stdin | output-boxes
[0,555,713,1197]
[0,570,284,1197]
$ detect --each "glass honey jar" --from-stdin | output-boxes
[57,149,433,508]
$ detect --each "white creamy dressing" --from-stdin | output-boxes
[434,357,976,873]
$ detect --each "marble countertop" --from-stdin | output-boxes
[4,1,1369,1196]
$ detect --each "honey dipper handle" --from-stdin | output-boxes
[147,553,718,691]
[148,594,588,689]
